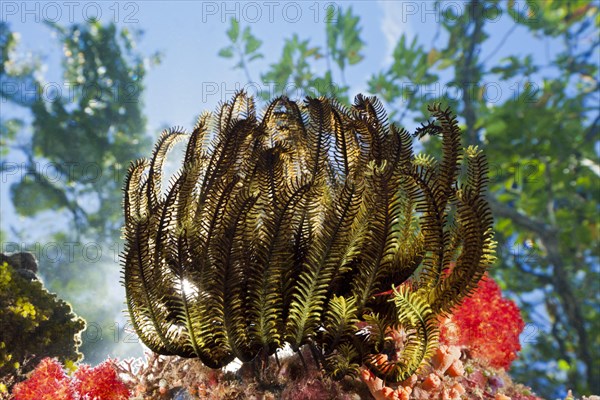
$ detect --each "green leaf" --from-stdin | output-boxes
[218,46,234,58]
[248,53,264,62]
[557,359,570,371]
[227,18,239,42]
[437,57,454,70]
[245,36,262,54]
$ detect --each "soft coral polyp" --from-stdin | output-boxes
[440,273,525,369]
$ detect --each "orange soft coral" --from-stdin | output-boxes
[440,273,525,369]
[361,368,413,400]
[431,345,462,375]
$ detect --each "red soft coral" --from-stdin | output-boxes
[440,273,525,369]
[73,360,130,400]
[12,358,129,400]
[12,358,76,400]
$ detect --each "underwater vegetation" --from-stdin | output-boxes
[121,91,496,383]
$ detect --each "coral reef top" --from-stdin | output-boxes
[121,92,495,382]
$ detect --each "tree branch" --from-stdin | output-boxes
[460,0,485,146]
[488,197,555,236]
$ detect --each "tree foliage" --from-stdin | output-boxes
[1,20,158,363]
[3,21,152,238]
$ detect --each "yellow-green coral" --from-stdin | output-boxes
[0,262,12,287]
[9,297,37,319]
[0,260,86,382]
